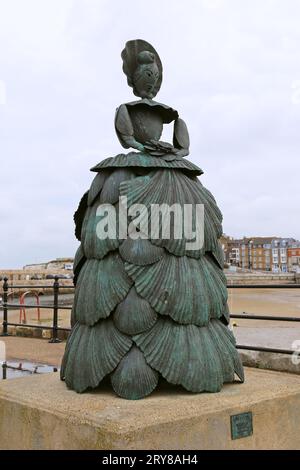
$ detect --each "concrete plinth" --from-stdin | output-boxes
[1,368,300,450]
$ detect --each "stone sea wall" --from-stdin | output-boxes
[226,271,298,285]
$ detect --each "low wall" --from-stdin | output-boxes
[226,273,296,285]
[1,368,300,449]
[0,271,74,295]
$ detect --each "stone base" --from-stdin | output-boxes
[0,368,300,449]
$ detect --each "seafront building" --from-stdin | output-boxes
[222,236,300,273]
[287,243,300,273]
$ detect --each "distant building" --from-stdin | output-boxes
[228,240,242,266]
[287,243,300,273]
[23,262,47,270]
[221,236,299,272]
[24,257,74,271]
[238,237,274,271]
[46,258,74,271]
[219,235,231,264]
[219,235,241,266]
[271,239,291,273]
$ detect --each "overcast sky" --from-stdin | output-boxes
[0,0,300,268]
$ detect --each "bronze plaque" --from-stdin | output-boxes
[231,412,253,440]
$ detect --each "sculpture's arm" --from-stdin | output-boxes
[173,117,190,157]
[143,116,190,157]
[115,104,145,152]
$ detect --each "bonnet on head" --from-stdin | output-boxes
[121,39,163,98]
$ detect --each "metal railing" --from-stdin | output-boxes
[228,283,300,355]
[1,278,299,355]
[0,277,73,343]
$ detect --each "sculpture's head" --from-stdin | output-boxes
[122,40,163,99]
[132,51,160,98]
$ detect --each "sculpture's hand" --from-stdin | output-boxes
[134,141,146,153]
[144,140,175,156]
[173,147,189,158]
[121,135,145,153]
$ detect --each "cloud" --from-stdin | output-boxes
[0,0,300,267]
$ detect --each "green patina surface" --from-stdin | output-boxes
[61,39,244,400]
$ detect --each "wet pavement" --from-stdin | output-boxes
[0,336,65,368]
[1,360,58,380]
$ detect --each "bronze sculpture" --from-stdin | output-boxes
[61,39,244,399]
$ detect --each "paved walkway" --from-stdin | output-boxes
[1,336,65,367]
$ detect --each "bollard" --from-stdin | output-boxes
[1,277,9,336]
[49,276,61,343]
[2,362,7,380]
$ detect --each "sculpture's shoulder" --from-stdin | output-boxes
[120,98,179,124]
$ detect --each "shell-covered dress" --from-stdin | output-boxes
[60,99,244,399]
